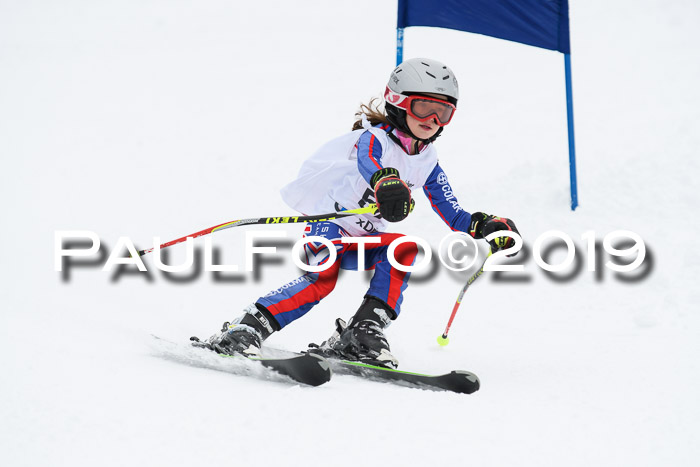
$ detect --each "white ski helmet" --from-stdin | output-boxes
[384,58,459,142]
[387,58,459,105]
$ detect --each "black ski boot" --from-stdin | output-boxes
[309,296,399,369]
[197,304,278,358]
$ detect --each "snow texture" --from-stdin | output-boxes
[1,1,699,466]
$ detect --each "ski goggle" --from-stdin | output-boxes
[384,87,456,126]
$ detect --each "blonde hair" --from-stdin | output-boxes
[352,98,391,130]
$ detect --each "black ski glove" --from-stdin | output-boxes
[468,212,520,256]
[371,167,413,223]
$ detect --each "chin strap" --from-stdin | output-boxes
[419,125,444,144]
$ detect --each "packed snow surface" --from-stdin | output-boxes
[1,1,699,466]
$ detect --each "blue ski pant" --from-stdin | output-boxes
[256,221,418,329]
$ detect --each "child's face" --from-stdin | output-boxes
[406,114,440,141]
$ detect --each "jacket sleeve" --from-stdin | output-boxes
[356,129,385,185]
[422,163,472,232]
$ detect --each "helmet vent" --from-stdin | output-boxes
[387,58,458,106]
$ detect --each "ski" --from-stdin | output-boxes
[266,345,480,394]
[151,335,332,387]
[326,359,480,394]
[152,335,476,392]
[300,317,480,394]
[190,337,332,387]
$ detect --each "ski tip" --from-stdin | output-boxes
[306,352,332,372]
[449,370,480,394]
[301,353,333,386]
[260,352,333,387]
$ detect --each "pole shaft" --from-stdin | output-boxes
[396,28,404,66]
[137,204,377,256]
[564,53,579,210]
[441,251,491,338]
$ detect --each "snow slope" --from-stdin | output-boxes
[1,1,699,466]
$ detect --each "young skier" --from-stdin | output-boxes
[201,58,519,368]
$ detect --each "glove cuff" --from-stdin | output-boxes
[468,212,491,239]
[370,167,400,188]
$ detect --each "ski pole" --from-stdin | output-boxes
[136,204,378,257]
[437,249,492,346]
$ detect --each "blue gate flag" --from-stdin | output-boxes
[397,0,570,54]
[396,0,577,210]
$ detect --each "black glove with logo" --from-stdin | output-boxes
[468,212,520,255]
[371,167,413,223]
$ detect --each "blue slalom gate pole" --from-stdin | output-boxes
[564,53,579,210]
[396,28,404,66]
